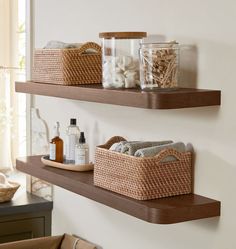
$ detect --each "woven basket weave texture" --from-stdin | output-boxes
[94,136,192,200]
[32,42,102,85]
[0,182,20,203]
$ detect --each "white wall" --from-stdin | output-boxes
[33,0,236,248]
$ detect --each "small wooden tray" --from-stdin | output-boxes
[41,156,94,172]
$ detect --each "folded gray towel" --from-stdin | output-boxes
[121,141,173,155]
[134,142,186,162]
[44,40,82,49]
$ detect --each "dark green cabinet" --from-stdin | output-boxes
[0,193,53,244]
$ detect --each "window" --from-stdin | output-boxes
[0,0,26,171]
[17,0,26,158]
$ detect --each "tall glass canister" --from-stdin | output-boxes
[139,42,179,90]
[99,32,147,88]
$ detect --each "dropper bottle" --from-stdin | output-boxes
[49,122,64,163]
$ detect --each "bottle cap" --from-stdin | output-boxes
[79,132,86,143]
[54,122,60,137]
[70,118,77,125]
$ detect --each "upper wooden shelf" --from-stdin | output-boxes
[15,81,221,109]
[16,155,220,224]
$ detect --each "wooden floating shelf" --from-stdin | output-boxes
[15,81,221,109]
[16,156,221,224]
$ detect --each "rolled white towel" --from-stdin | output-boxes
[0,182,14,188]
[0,173,7,184]
[0,173,14,188]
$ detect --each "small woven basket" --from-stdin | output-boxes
[32,42,102,85]
[94,136,192,200]
[0,182,20,203]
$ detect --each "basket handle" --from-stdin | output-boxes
[77,42,102,55]
[154,148,185,163]
[103,136,127,149]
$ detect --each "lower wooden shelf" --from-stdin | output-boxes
[16,156,220,224]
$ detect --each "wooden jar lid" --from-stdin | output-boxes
[99,31,147,39]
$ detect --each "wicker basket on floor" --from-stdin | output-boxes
[0,182,20,203]
[32,42,102,85]
[94,136,192,200]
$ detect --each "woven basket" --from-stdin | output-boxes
[94,136,192,200]
[32,42,102,85]
[0,182,20,203]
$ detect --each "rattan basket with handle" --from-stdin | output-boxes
[32,42,102,85]
[94,136,192,200]
[0,181,20,203]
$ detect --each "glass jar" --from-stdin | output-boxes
[139,42,179,90]
[99,32,147,89]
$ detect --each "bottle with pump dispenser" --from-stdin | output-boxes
[49,122,64,163]
[65,118,80,163]
[75,132,89,165]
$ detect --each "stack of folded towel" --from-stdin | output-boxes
[43,41,98,54]
[44,41,82,49]
[109,140,192,162]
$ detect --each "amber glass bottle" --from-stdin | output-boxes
[49,122,64,163]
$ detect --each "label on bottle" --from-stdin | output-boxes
[49,144,56,160]
[65,134,78,162]
[75,147,88,165]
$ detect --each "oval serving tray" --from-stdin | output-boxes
[41,155,94,172]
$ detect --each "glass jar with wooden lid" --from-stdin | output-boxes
[99,31,147,89]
